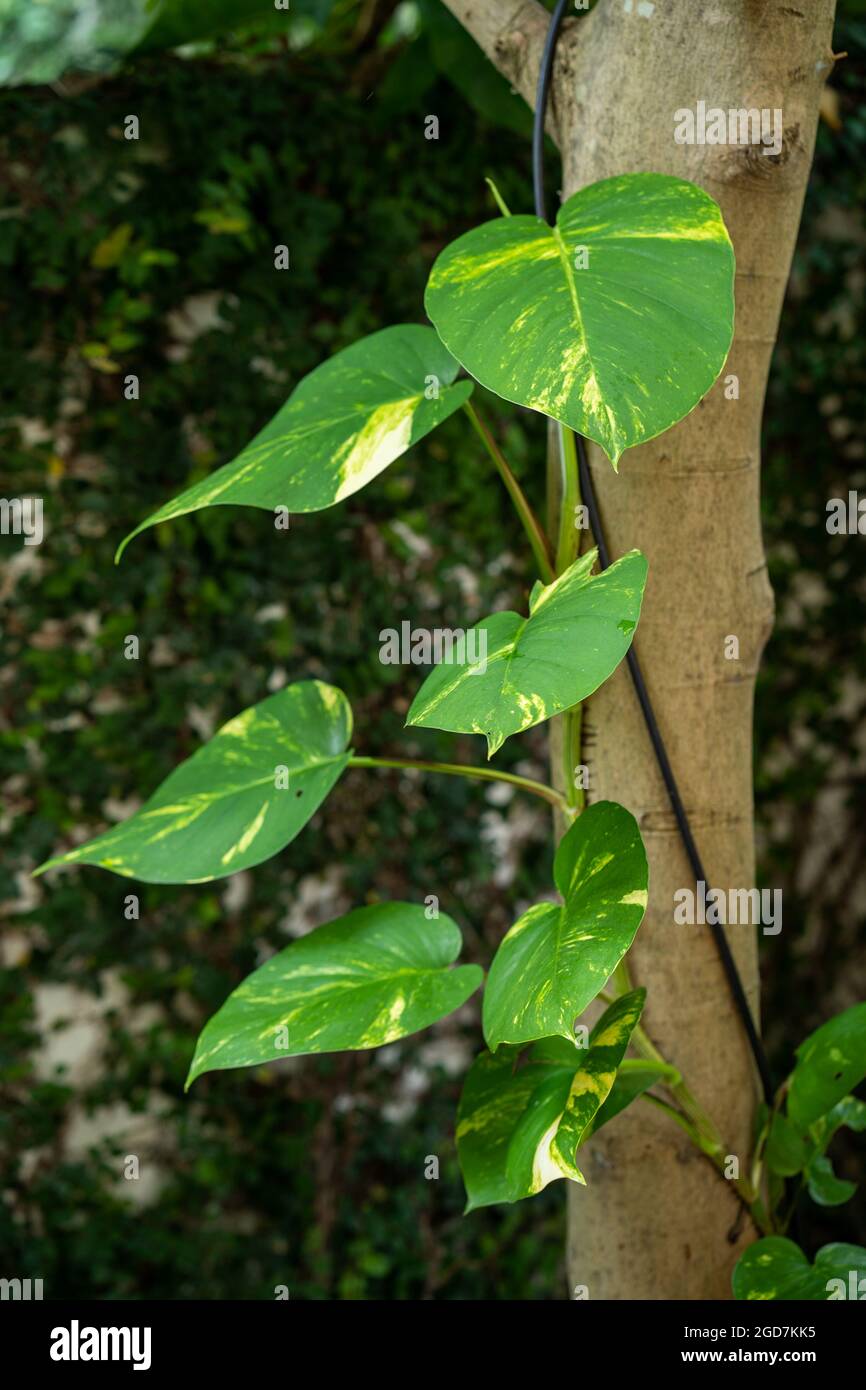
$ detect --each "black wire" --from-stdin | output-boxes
[532,3,774,1104]
[532,0,570,224]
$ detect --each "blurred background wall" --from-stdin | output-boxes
[0,0,864,1298]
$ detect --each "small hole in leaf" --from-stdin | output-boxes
[833,1071,843,1080]
[295,790,303,798]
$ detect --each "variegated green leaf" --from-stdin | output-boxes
[800,1096,866,1207]
[584,1058,674,1140]
[457,998,645,1210]
[482,801,648,1050]
[733,1236,866,1301]
[767,1092,866,1183]
[425,173,734,466]
[116,325,472,560]
[788,1002,866,1129]
[456,1039,581,1212]
[406,549,646,758]
[812,1094,866,1148]
[186,903,482,1086]
[34,680,351,884]
[551,990,646,1182]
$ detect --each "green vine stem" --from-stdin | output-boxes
[611,960,766,1225]
[348,754,571,814]
[554,425,580,576]
[556,425,584,812]
[463,400,555,585]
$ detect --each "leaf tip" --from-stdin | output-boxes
[484,176,512,218]
[184,1060,201,1093]
[114,529,137,564]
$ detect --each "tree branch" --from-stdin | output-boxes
[441,0,558,138]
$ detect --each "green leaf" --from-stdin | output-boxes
[136,0,331,53]
[34,681,351,885]
[425,173,734,467]
[117,325,472,560]
[787,1002,866,1129]
[765,1111,811,1177]
[0,0,328,85]
[453,1045,575,1212]
[551,990,646,1181]
[456,994,645,1209]
[186,903,482,1086]
[455,1042,578,1212]
[733,1236,866,1301]
[812,1094,866,1148]
[482,801,648,1050]
[769,1091,866,1199]
[805,1155,856,1208]
[585,1058,674,1139]
[406,549,647,758]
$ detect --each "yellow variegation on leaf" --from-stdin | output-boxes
[34,681,352,885]
[483,801,648,1050]
[551,989,646,1182]
[186,903,482,1086]
[733,1237,866,1301]
[457,992,646,1210]
[787,1002,866,1130]
[406,548,646,757]
[425,172,734,466]
[116,325,472,560]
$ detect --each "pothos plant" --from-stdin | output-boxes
[37,171,866,1300]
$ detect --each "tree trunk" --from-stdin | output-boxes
[445,0,837,1299]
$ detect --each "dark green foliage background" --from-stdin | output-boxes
[0,4,863,1299]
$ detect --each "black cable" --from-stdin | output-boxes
[532,3,774,1103]
[532,0,570,224]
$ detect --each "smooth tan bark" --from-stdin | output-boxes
[445,0,837,1299]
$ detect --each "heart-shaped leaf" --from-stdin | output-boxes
[733,1237,866,1301]
[551,990,646,1182]
[456,1041,578,1212]
[186,903,482,1086]
[482,801,648,1050]
[117,325,472,559]
[34,680,352,884]
[425,173,734,466]
[406,549,646,757]
[788,1003,866,1129]
[457,994,645,1210]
